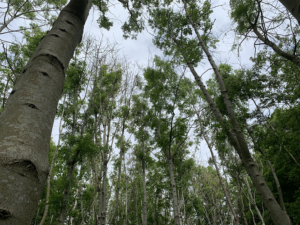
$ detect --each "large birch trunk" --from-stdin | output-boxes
[0,0,90,224]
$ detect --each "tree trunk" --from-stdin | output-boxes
[0,16,14,33]
[100,144,108,225]
[58,74,96,224]
[70,187,79,225]
[181,2,292,224]
[236,177,248,225]
[142,133,147,225]
[193,107,240,225]
[98,120,110,225]
[0,0,90,224]
[109,132,124,224]
[57,161,76,225]
[167,156,181,225]
[97,125,106,224]
[109,107,129,223]
[124,158,128,225]
[244,176,265,225]
[247,127,287,212]
[278,0,300,24]
[251,25,300,68]
[1,78,10,109]
[58,85,78,225]
[80,192,97,225]
[185,53,290,224]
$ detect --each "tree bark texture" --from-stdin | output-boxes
[167,156,181,225]
[278,0,300,24]
[247,127,287,213]
[0,0,90,224]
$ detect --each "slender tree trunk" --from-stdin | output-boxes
[109,138,124,223]
[125,158,128,225]
[80,192,97,225]
[99,120,110,225]
[167,156,181,225]
[135,181,138,223]
[0,0,91,224]
[248,200,257,225]
[58,86,78,225]
[251,25,300,68]
[57,161,76,225]
[244,176,265,225]
[100,144,108,225]
[142,133,147,225]
[33,206,40,225]
[58,75,96,224]
[278,0,300,24]
[81,194,83,219]
[70,187,79,225]
[191,178,211,225]
[98,125,106,224]
[193,107,240,225]
[110,115,128,223]
[180,2,292,224]
[1,78,9,109]
[212,207,216,225]
[0,16,14,33]
[236,178,248,225]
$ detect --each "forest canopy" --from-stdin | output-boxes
[0,0,299,224]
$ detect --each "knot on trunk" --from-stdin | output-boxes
[0,209,12,219]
